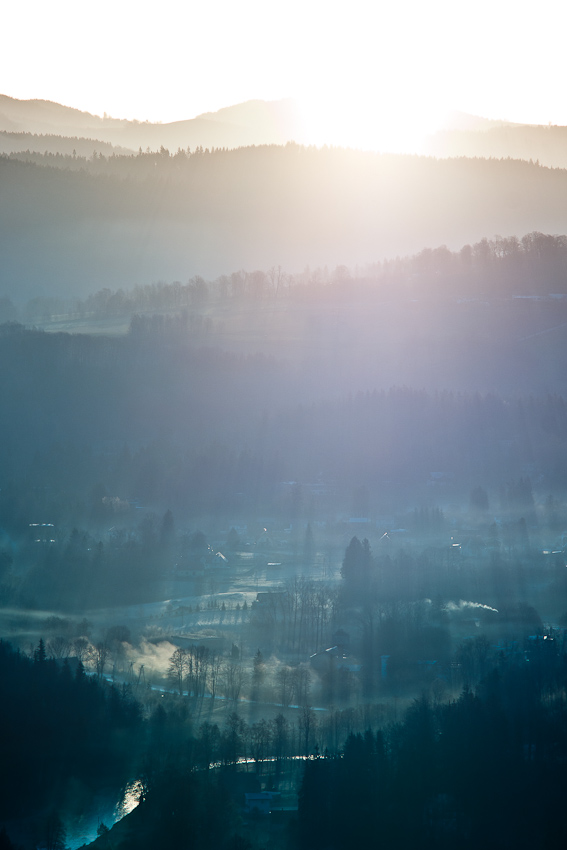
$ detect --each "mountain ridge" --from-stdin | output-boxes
[0,94,304,152]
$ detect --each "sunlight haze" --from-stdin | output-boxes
[5,1,567,847]
[4,0,567,149]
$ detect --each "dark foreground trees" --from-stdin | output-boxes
[299,648,567,850]
[0,640,142,826]
[4,630,567,850]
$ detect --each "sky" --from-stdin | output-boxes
[3,0,566,150]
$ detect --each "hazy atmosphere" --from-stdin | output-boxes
[2,3,567,849]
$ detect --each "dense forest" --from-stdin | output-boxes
[0,316,565,534]
[0,132,127,159]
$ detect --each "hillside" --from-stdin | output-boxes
[4,145,567,299]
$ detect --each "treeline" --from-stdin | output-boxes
[2,143,217,177]
[0,130,126,158]
[6,142,567,297]
[7,229,567,327]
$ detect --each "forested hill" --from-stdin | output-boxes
[4,145,567,298]
[0,130,130,157]
[7,229,567,398]
[1,323,567,531]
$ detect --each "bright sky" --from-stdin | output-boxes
[3,0,566,150]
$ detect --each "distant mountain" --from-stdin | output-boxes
[424,121,567,169]
[0,94,305,152]
[438,110,518,133]
[5,94,567,165]
[0,94,129,133]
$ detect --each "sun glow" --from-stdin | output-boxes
[297,92,448,154]
[3,0,567,138]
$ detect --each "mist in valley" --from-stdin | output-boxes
[3,81,567,848]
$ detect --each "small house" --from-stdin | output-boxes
[244,791,280,815]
